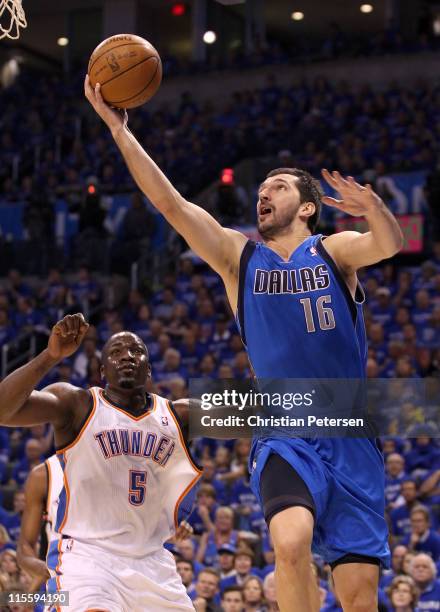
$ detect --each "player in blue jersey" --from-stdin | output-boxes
[86,78,404,612]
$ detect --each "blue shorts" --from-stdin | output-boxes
[249,436,390,567]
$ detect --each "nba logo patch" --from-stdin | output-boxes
[66,538,74,551]
[310,246,317,256]
[162,416,169,426]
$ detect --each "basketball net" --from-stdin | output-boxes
[0,0,27,39]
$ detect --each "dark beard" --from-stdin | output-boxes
[258,208,297,239]
[119,378,136,388]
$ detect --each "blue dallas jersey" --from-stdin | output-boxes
[236,234,366,378]
[236,233,390,565]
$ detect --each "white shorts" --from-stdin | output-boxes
[46,538,194,612]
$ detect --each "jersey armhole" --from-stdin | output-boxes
[55,388,96,453]
[316,236,361,325]
[167,401,203,472]
[237,240,256,347]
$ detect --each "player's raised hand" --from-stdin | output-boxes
[321,169,383,217]
[47,314,89,361]
[84,74,128,136]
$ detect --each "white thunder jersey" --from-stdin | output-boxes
[54,387,201,558]
[45,455,63,545]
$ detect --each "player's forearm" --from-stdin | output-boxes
[17,543,50,581]
[112,126,185,216]
[365,201,403,258]
[0,349,58,422]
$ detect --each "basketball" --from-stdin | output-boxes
[88,34,162,109]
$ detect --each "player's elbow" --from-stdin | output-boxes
[381,235,404,259]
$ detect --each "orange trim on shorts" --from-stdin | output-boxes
[99,388,157,421]
[56,388,97,454]
[167,401,203,528]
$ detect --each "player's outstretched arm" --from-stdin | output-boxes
[17,464,50,588]
[321,169,404,272]
[0,314,89,427]
[84,76,247,289]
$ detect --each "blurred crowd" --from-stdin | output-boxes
[0,245,438,610]
[1,73,439,209]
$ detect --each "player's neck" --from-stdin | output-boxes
[104,385,149,413]
[263,229,312,261]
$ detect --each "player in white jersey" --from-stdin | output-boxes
[0,313,202,611]
[17,455,63,592]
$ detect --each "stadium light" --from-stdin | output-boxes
[291,11,304,21]
[360,4,373,13]
[203,31,217,44]
[171,3,186,16]
[57,37,69,46]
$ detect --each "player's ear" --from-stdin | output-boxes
[299,201,315,219]
[100,364,105,381]
[146,362,152,379]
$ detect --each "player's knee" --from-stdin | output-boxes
[340,589,377,612]
[273,533,311,568]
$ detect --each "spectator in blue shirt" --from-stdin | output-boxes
[380,544,409,589]
[69,266,100,306]
[187,483,218,536]
[390,480,423,538]
[242,575,266,610]
[409,553,440,612]
[219,545,260,590]
[405,438,440,479]
[176,538,204,578]
[176,559,196,597]
[230,474,260,531]
[419,469,440,509]
[11,439,43,487]
[191,568,221,611]
[200,458,228,506]
[386,453,408,508]
[403,506,440,562]
[385,575,420,612]
[217,544,236,581]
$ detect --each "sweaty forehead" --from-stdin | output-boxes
[105,332,146,353]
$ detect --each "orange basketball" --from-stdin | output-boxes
[88,34,162,109]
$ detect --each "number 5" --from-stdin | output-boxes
[129,470,147,506]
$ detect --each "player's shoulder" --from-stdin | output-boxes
[223,228,249,252]
[41,382,90,403]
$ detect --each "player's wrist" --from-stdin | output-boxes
[111,122,128,141]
